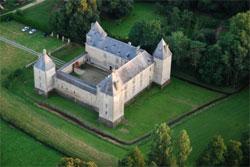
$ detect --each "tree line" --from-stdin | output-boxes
[129,8,250,88]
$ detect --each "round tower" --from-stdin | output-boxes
[33,49,56,96]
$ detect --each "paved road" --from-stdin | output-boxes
[0,0,45,17]
[0,36,65,67]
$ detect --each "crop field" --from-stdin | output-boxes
[0,119,62,167]
[10,67,223,141]
[0,21,64,52]
[140,87,250,166]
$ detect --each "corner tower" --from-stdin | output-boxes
[153,39,172,86]
[97,70,124,127]
[34,49,56,96]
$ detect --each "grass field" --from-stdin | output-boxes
[140,87,250,166]
[52,43,85,62]
[0,41,36,80]
[10,67,223,141]
[101,3,164,39]
[15,0,60,31]
[0,119,62,167]
[13,1,163,40]
[0,29,126,166]
[0,0,33,14]
[0,21,64,52]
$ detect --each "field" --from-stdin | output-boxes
[0,24,126,166]
[14,0,60,31]
[52,43,85,62]
[10,67,223,141]
[101,3,164,39]
[0,119,62,167]
[0,41,36,80]
[140,87,250,166]
[0,21,64,52]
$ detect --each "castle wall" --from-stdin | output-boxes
[123,63,154,103]
[54,78,98,109]
[60,55,86,74]
[97,90,124,126]
[86,44,127,71]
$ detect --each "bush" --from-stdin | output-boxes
[1,68,25,89]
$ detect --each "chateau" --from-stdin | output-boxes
[34,21,172,127]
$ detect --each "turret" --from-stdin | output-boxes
[97,70,124,127]
[153,39,172,86]
[33,49,56,96]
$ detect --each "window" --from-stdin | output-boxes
[105,111,107,115]
[105,104,108,108]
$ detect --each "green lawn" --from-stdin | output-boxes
[0,41,36,80]
[0,29,126,166]
[140,87,250,166]
[101,3,165,39]
[0,0,33,14]
[52,43,85,62]
[15,0,60,32]
[0,21,64,52]
[0,119,62,167]
[11,68,223,141]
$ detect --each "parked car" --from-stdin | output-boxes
[28,29,37,34]
[21,26,29,32]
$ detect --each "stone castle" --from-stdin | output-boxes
[34,21,172,127]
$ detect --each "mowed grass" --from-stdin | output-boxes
[0,41,36,80]
[52,43,85,62]
[11,67,223,141]
[0,119,62,167]
[140,87,250,166]
[0,33,126,166]
[101,3,164,39]
[0,21,64,52]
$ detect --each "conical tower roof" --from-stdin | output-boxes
[34,49,55,71]
[153,38,172,60]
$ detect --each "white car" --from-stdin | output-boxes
[28,29,37,34]
[21,26,29,32]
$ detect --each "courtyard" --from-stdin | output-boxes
[71,64,110,86]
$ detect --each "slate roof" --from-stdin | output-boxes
[98,71,122,96]
[56,71,97,94]
[34,49,55,71]
[86,21,138,60]
[98,50,154,95]
[153,39,172,60]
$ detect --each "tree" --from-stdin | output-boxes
[177,130,192,167]
[100,0,133,19]
[241,132,250,166]
[226,140,243,166]
[50,0,99,43]
[58,157,97,167]
[148,123,176,167]
[218,11,250,87]
[119,146,145,167]
[197,135,227,166]
[129,20,163,52]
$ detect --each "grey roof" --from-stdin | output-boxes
[56,71,97,94]
[117,50,154,83]
[86,21,138,60]
[98,50,153,95]
[153,39,172,60]
[34,49,55,71]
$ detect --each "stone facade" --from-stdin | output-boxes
[33,21,172,127]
